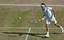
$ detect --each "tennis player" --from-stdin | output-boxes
[41,3,64,37]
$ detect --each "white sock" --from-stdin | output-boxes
[60,26,63,30]
[47,32,49,35]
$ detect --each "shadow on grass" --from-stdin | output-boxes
[2,32,64,38]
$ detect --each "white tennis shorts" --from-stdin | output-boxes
[46,16,57,25]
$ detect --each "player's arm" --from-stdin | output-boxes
[42,13,46,20]
[38,12,45,22]
[52,9,56,16]
[41,6,46,20]
[38,14,45,22]
[52,9,55,16]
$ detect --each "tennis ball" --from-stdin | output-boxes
[19,17,21,19]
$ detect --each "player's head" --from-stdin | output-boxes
[41,3,46,10]
[41,3,46,7]
[41,3,45,5]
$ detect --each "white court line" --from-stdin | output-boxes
[25,27,31,40]
[0,27,62,29]
[0,4,63,6]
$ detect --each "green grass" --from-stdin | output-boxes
[0,1,64,40]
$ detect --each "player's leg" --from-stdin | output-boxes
[54,23,64,32]
[52,16,64,32]
[55,21,64,32]
[44,20,50,37]
[45,24,49,37]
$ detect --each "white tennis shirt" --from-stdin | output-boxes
[44,7,53,20]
